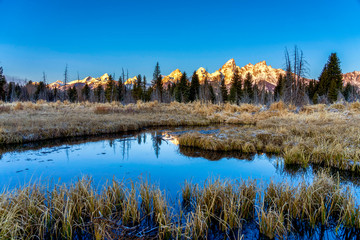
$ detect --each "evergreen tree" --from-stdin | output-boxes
[175,72,189,102]
[95,85,103,102]
[189,71,200,101]
[34,81,46,100]
[0,67,6,101]
[343,83,354,102]
[152,62,163,102]
[6,82,13,102]
[105,75,116,102]
[117,77,124,102]
[274,74,285,101]
[132,74,143,101]
[14,84,21,100]
[243,72,254,103]
[306,79,317,102]
[234,68,242,103]
[220,77,228,103]
[327,53,343,90]
[316,53,343,102]
[142,76,147,101]
[54,87,58,101]
[312,92,319,104]
[228,84,237,103]
[229,68,241,104]
[328,80,338,103]
[68,86,78,102]
[317,65,329,96]
[81,83,90,101]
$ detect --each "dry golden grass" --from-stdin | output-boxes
[177,102,360,172]
[0,172,357,239]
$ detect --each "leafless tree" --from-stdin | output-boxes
[283,46,309,106]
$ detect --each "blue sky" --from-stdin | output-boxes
[0,0,360,82]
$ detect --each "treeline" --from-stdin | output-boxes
[0,48,358,106]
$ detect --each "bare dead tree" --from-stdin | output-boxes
[284,46,309,106]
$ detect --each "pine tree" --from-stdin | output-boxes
[234,68,242,103]
[343,83,353,101]
[68,86,78,102]
[274,74,285,101]
[220,77,228,103]
[152,62,163,102]
[229,68,241,104]
[176,72,190,102]
[312,92,319,104]
[327,53,343,91]
[14,84,21,100]
[82,83,90,101]
[132,74,143,101]
[243,72,254,103]
[316,53,343,101]
[6,82,13,102]
[0,67,6,101]
[105,75,116,102]
[317,64,329,96]
[34,81,46,100]
[189,71,200,101]
[95,85,103,102]
[306,79,317,102]
[54,87,58,101]
[142,76,147,101]
[117,77,124,102]
[228,85,237,103]
[328,80,338,103]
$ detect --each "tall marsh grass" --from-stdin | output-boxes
[0,173,359,239]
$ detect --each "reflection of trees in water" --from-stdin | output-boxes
[274,160,360,187]
[151,131,163,158]
[181,146,360,187]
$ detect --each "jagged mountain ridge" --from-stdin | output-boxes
[45,59,360,92]
[343,71,360,88]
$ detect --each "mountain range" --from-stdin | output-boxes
[45,59,359,92]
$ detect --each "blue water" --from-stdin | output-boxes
[0,128,357,198]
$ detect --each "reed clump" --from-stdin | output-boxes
[0,173,358,239]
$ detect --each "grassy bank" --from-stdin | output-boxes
[0,172,358,239]
[2,100,360,172]
[177,101,360,172]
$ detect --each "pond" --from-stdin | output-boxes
[1,127,359,199]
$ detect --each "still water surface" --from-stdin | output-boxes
[0,128,358,197]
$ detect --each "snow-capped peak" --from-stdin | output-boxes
[220,58,236,71]
[100,73,110,82]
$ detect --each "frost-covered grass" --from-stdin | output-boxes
[0,172,358,239]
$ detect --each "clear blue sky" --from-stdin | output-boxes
[0,0,360,83]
